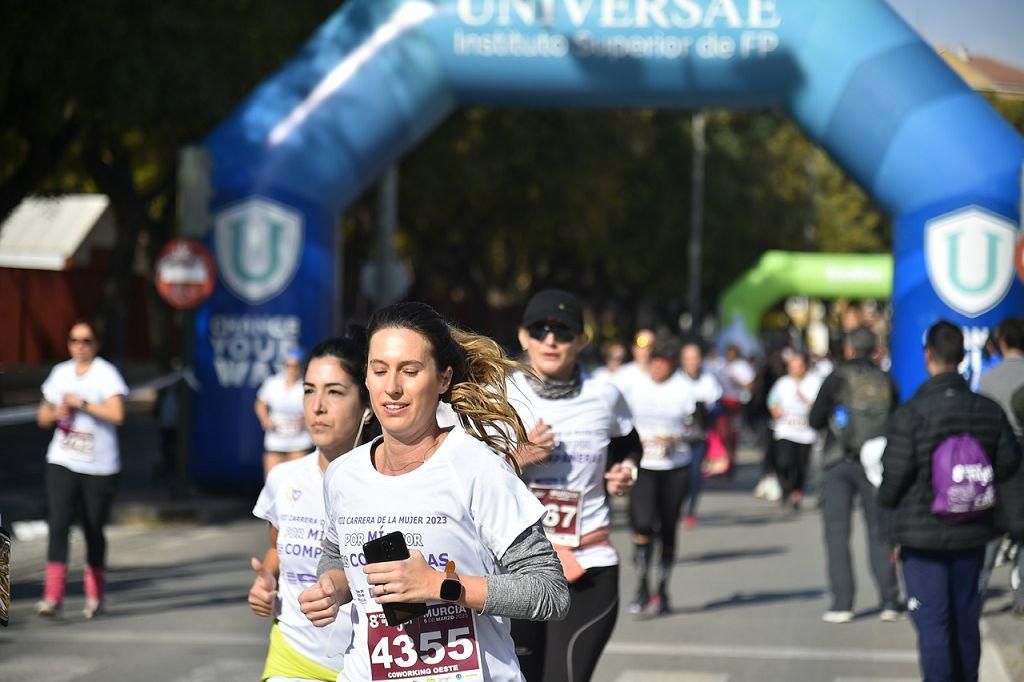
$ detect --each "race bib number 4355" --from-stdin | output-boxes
[367,604,483,681]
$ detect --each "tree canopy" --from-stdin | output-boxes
[4,1,1023,354]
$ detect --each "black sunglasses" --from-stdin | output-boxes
[526,322,577,343]
[68,337,95,345]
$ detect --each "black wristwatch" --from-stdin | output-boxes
[439,560,463,603]
[81,400,89,413]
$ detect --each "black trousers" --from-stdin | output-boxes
[512,564,619,682]
[630,466,690,561]
[46,463,118,567]
[774,439,811,499]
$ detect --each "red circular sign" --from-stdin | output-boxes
[1017,237,1024,285]
[155,239,216,310]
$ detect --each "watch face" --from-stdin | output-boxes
[440,578,462,602]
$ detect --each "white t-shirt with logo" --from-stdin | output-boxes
[619,373,699,471]
[506,372,633,570]
[767,374,823,445]
[41,358,128,476]
[323,426,544,682]
[257,373,313,453]
[253,452,352,674]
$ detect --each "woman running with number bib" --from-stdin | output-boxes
[249,333,377,681]
[506,289,640,682]
[299,302,568,682]
[256,348,315,478]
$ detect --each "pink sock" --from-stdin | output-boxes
[84,565,105,602]
[43,561,67,605]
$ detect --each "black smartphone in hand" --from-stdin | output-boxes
[363,531,427,626]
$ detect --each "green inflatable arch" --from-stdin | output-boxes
[719,251,893,333]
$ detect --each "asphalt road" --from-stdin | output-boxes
[1,466,1018,681]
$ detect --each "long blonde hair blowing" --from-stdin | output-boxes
[366,302,531,469]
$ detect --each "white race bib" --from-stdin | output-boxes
[60,430,96,462]
[531,486,582,547]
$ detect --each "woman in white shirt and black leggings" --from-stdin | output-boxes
[35,320,128,619]
[507,289,640,682]
[299,302,569,682]
[619,335,698,616]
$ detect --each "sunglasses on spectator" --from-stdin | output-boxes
[68,337,95,345]
[526,322,577,343]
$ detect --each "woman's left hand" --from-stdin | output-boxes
[63,393,85,409]
[365,550,442,604]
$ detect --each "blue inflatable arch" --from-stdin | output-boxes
[195,0,1024,486]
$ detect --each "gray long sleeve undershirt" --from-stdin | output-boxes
[318,521,569,622]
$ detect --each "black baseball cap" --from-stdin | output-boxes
[522,289,584,334]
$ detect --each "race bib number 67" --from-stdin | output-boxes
[367,605,483,681]
[531,486,582,547]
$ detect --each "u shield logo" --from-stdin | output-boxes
[925,207,1017,318]
[215,198,304,304]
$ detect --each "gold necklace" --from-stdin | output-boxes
[380,434,443,473]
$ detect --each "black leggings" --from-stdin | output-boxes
[46,463,118,567]
[773,439,811,499]
[630,466,690,561]
[512,564,619,682]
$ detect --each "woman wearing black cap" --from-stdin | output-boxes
[617,334,699,616]
[507,289,642,682]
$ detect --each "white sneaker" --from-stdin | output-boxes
[82,598,104,620]
[35,599,61,617]
[879,608,903,622]
[822,610,854,624]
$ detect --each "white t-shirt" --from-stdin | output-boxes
[253,452,351,673]
[721,358,756,403]
[257,373,313,453]
[41,358,128,476]
[678,370,723,407]
[506,372,633,570]
[767,374,823,445]
[323,426,544,682]
[610,362,646,394]
[619,373,699,471]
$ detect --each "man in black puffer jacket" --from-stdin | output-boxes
[879,321,1022,682]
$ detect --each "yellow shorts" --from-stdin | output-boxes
[262,621,340,682]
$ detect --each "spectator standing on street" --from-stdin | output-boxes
[977,319,1024,609]
[249,332,377,681]
[35,320,128,619]
[879,321,1021,681]
[506,289,639,682]
[255,348,314,478]
[299,302,568,682]
[768,350,822,510]
[809,326,902,624]
[678,342,722,526]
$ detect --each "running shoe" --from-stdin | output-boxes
[35,599,60,617]
[652,593,672,616]
[879,608,904,622]
[82,598,104,620]
[627,589,649,615]
[821,610,854,624]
